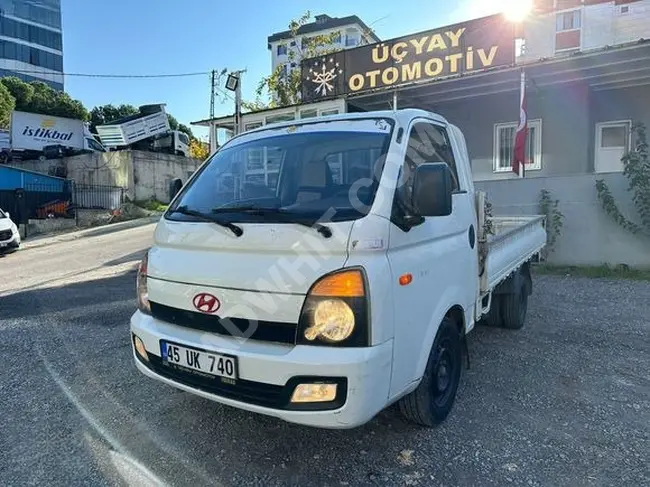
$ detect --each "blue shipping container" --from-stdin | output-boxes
[0,166,66,191]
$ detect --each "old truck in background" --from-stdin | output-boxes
[96,104,189,157]
[0,111,106,163]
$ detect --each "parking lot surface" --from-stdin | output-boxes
[1,228,648,486]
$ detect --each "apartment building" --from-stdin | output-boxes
[267,14,380,78]
[0,0,63,90]
[523,0,650,58]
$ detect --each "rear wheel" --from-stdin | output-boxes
[500,277,528,330]
[398,318,462,427]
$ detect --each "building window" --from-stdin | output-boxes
[277,44,287,56]
[300,108,318,119]
[493,119,542,172]
[244,122,263,131]
[556,10,580,32]
[321,109,339,116]
[345,35,359,47]
[265,113,295,125]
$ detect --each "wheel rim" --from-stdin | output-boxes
[432,337,458,407]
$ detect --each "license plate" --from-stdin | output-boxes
[160,340,238,379]
[0,243,7,247]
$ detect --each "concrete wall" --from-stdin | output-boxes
[10,150,201,204]
[476,173,650,268]
[131,151,201,203]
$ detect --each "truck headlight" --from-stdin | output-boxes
[304,299,355,342]
[297,268,370,347]
[137,251,151,315]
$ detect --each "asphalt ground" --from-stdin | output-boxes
[1,225,648,486]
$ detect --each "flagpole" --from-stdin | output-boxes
[519,69,525,179]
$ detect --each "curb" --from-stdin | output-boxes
[22,215,161,250]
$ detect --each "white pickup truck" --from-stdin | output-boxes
[131,109,546,428]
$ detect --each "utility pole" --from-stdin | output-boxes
[226,69,246,135]
[209,69,216,120]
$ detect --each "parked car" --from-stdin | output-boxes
[0,208,20,251]
[130,109,546,429]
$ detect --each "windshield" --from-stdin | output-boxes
[0,208,6,218]
[167,118,394,223]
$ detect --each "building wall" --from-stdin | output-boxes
[132,151,200,203]
[475,173,650,268]
[0,0,64,89]
[9,150,201,203]
[436,85,591,181]
[523,0,650,61]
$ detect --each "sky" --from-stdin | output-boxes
[61,0,511,139]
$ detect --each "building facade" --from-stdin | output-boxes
[523,0,650,59]
[267,14,380,78]
[0,0,63,90]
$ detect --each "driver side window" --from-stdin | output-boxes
[402,122,459,200]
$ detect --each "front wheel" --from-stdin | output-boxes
[398,318,462,427]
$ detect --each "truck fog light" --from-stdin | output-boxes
[291,383,337,403]
[133,335,149,362]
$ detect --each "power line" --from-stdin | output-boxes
[7,69,212,78]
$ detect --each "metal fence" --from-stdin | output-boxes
[73,184,124,211]
[0,182,125,224]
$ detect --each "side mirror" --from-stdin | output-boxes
[412,162,453,217]
[5,212,9,218]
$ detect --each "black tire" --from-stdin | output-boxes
[398,318,462,427]
[500,277,528,330]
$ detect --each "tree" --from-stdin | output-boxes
[189,138,209,160]
[247,11,346,109]
[89,104,139,131]
[177,123,194,140]
[596,122,650,236]
[0,82,16,129]
[167,113,179,130]
[1,77,34,108]
[0,77,89,120]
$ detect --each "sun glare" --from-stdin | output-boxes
[502,0,534,21]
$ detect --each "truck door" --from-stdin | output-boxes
[387,119,478,396]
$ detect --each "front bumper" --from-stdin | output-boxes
[0,232,20,249]
[130,310,393,429]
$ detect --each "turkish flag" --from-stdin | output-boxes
[513,70,527,178]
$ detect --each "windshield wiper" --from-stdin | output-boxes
[212,206,332,238]
[170,205,243,237]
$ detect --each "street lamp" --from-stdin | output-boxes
[225,72,243,135]
[225,73,239,92]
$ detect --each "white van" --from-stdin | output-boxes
[131,109,546,428]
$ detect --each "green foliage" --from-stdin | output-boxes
[249,11,348,108]
[0,81,16,129]
[89,104,138,131]
[0,77,89,120]
[167,113,178,130]
[135,199,168,212]
[1,77,34,107]
[595,122,650,236]
[538,189,564,257]
[534,263,650,281]
[177,123,194,139]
